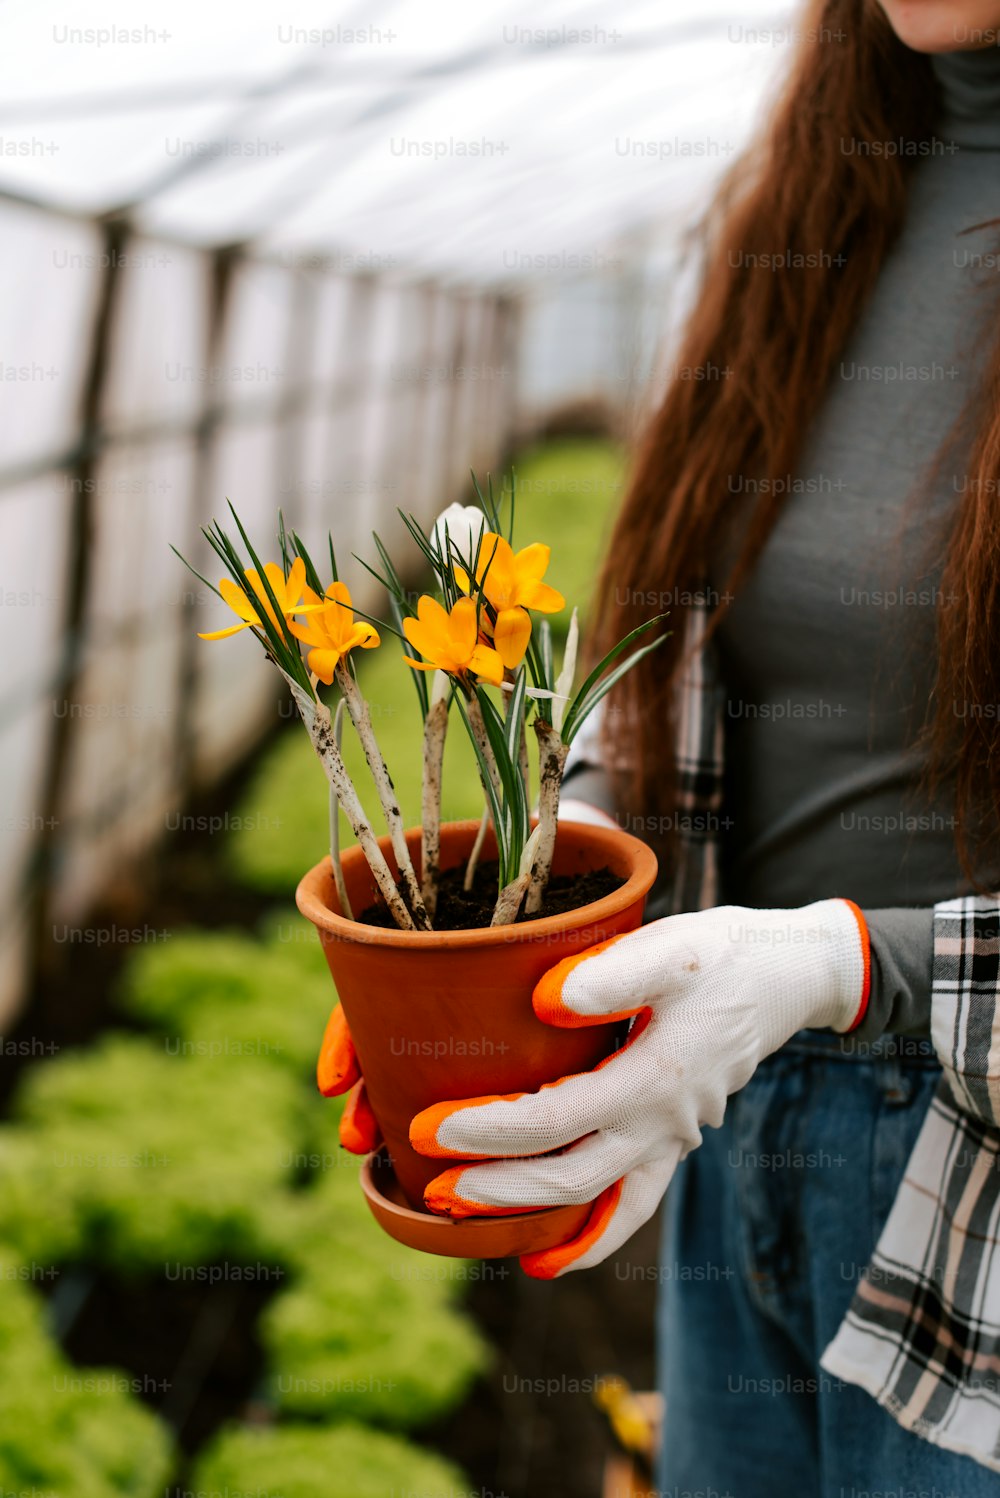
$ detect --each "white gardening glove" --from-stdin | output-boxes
[409,900,870,1279]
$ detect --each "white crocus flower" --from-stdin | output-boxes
[431,503,486,571]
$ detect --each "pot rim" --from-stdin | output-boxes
[296,817,658,950]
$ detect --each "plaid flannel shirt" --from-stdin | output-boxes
[572,598,1000,1471]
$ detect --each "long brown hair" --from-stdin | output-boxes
[593,0,1000,885]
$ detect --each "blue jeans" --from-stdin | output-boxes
[656,1030,995,1498]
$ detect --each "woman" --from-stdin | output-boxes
[407,5,999,1492]
[333,2,1000,1490]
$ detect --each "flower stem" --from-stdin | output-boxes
[467,696,502,800]
[525,719,568,915]
[491,871,530,926]
[329,699,353,921]
[490,825,540,927]
[282,673,415,930]
[518,719,530,801]
[420,695,448,918]
[336,663,431,931]
[464,804,491,892]
[463,695,506,896]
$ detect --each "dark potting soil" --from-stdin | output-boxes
[359,860,624,931]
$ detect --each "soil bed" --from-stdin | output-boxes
[360,861,624,931]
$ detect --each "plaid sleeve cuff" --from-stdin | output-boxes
[930,895,1000,1128]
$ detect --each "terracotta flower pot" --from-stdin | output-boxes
[296,818,657,1257]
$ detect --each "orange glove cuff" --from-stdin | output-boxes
[838,899,871,1033]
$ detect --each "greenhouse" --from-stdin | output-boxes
[9,1,996,1496]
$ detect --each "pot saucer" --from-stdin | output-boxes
[360,1147,592,1259]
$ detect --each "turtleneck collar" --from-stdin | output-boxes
[932,44,1000,149]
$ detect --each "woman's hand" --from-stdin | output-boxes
[409,900,870,1279]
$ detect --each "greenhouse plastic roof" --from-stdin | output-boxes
[0,0,793,283]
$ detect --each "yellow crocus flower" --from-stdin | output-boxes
[289,581,380,684]
[455,532,565,668]
[199,557,309,641]
[402,596,504,686]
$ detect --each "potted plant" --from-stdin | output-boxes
[177,480,664,1257]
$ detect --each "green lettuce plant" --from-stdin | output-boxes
[0,1249,173,1497]
[192,1420,470,1498]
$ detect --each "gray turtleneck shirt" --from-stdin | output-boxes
[710,46,1000,1040]
[568,46,1000,1041]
